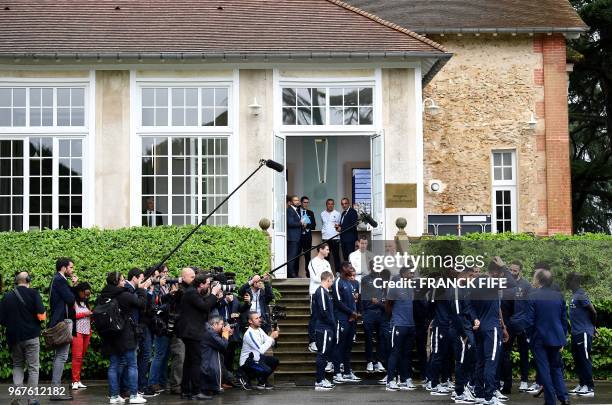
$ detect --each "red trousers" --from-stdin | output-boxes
[71,333,91,382]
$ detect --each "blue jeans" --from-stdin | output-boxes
[137,327,153,391]
[148,335,170,387]
[109,350,137,397]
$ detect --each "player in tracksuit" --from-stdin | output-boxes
[429,274,455,396]
[312,271,337,391]
[413,280,431,387]
[525,268,569,405]
[361,262,388,373]
[332,262,361,384]
[567,272,597,397]
[384,267,417,391]
[451,267,478,404]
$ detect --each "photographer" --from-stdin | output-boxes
[97,271,149,404]
[201,316,232,396]
[176,268,222,400]
[238,273,274,333]
[239,311,280,390]
[216,292,249,374]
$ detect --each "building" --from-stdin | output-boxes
[0,0,585,276]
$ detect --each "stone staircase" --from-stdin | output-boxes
[272,278,374,383]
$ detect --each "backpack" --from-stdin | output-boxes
[92,297,125,335]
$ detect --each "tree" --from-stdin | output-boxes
[568,0,612,233]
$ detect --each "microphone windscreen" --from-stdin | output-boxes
[361,213,378,228]
[265,159,284,172]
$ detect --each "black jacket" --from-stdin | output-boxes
[237,282,274,328]
[176,284,218,341]
[298,208,316,239]
[339,207,359,244]
[97,284,146,356]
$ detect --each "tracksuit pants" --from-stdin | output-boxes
[363,316,388,364]
[454,333,475,395]
[429,326,452,388]
[315,328,335,383]
[533,344,568,405]
[415,323,429,380]
[474,327,502,401]
[571,333,594,389]
[386,326,415,382]
[501,330,530,391]
[333,319,355,375]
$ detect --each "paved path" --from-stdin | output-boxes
[2,382,611,405]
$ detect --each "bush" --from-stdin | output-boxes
[0,225,271,380]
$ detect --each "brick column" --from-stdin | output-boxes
[541,34,573,234]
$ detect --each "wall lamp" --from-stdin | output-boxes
[423,97,440,116]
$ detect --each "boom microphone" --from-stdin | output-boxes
[360,212,378,228]
[264,159,284,172]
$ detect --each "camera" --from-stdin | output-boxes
[152,277,180,286]
[268,304,287,330]
[210,266,237,293]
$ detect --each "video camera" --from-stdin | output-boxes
[210,266,237,293]
[268,304,287,330]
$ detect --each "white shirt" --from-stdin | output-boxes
[308,256,332,295]
[349,250,374,282]
[249,288,262,315]
[320,210,341,240]
[240,326,275,365]
[147,210,156,227]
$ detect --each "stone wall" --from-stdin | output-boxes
[423,35,549,234]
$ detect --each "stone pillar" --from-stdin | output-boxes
[394,217,411,253]
[259,218,273,273]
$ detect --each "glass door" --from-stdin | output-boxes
[370,132,384,240]
[272,133,287,278]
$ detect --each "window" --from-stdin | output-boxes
[492,150,517,233]
[141,137,228,226]
[141,87,229,127]
[281,86,374,126]
[0,137,84,231]
[352,168,371,213]
[0,87,85,128]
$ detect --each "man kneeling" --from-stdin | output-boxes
[201,316,232,397]
[238,311,280,390]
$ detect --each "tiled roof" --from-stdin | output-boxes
[0,0,447,57]
[346,0,588,33]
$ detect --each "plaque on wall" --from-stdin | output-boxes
[385,183,417,208]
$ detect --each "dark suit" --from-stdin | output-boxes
[286,206,302,278]
[298,208,316,276]
[238,282,274,333]
[142,210,164,227]
[526,287,569,405]
[339,207,359,261]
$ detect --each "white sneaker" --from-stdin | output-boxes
[569,384,582,394]
[400,378,417,391]
[386,380,400,391]
[374,362,386,372]
[72,382,80,390]
[526,383,541,393]
[366,362,374,373]
[77,381,87,388]
[474,398,486,404]
[446,379,456,389]
[325,362,334,373]
[425,381,433,391]
[109,397,126,405]
[431,385,451,395]
[483,398,502,405]
[451,391,457,399]
[308,342,318,353]
[519,381,529,392]
[464,387,477,401]
[344,372,362,382]
[578,387,594,397]
[378,376,387,385]
[129,395,147,404]
[495,390,508,401]
[333,373,349,384]
[422,378,430,388]
[340,363,344,373]
[455,393,476,404]
[315,380,335,391]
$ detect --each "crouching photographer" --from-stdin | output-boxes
[200,316,233,397]
[238,311,280,390]
[176,268,222,400]
[238,273,274,333]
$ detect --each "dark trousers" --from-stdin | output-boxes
[137,326,153,391]
[501,330,530,391]
[363,317,387,363]
[474,327,502,401]
[287,240,301,278]
[224,341,239,373]
[341,238,356,262]
[571,333,593,389]
[308,295,316,343]
[415,323,429,380]
[300,236,313,276]
[533,344,568,405]
[386,326,415,382]
[332,319,355,374]
[325,239,341,273]
[429,326,451,387]
[241,354,279,385]
[181,338,203,395]
[315,329,335,383]
[454,334,475,395]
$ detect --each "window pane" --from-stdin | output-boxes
[154,138,168,156]
[155,108,168,126]
[172,88,184,107]
[155,177,168,194]
[503,191,510,204]
[202,107,215,126]
[71,159,82,176]
[172,108,184,126]
[503,167,512,180]
[330,107,343,125]
[57,89,70,106]
[502,152,511,166]
[282,88,296,107]
[312,107,325,125]
[142,176,154,194]
[329,88,342,106]
[13,89,25,106]
[0,108,10,126]
[42,89,53,106]
[359,88,373,106]
[313,88,326,106]
[59,177,70,194]
[186,88,198,106]
[57,108,70,126]
[202,88,215,106]
[42,108,53,126]
[495,190,502,202]
[344,107,358,125]
[0,89,10,107]
[282,107,296,125]
[494,167,502,181]
[359,107,373,125]
[297,88,312,107]
[41,196,52,213]
[155,88,168,106]
[71,108,84,126]
[344,88,358,106]
[216,88,228,107]
[71,196,82,213]
[72,139,82,156]
[142,88,155,107]
[142,108,154,126]
[72,88,84,107]
[13,108,25,126]
[30,88,41,106]
[297,107,311,125]
[215,108,228,126]
[493,153,501,166]
[71,178,82,194]
[30,108,41,126]
[185,108,198,126]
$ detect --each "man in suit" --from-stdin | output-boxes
[526,267,570,405]
[142,197,164,227]
[286,195,302,278]
[299,196,316,277]
[238,274,275,333]
[338,198,359,262]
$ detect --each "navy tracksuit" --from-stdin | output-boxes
[361,274,388,365]
[428,287,455,389]
[385,280,415,382]
[471,284,503,401]
[526,287,569,405]
[570,288,595,390]
[413,286,431,380]
[451,286,476,395]
[332,277,357,375]
[312,286,336,383]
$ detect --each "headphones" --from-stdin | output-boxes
[14,271,32,286]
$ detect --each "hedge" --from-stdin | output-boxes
[0,225,271,380]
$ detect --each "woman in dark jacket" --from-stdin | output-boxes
[96,271,147,404]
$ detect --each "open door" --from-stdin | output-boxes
[370,132,384,240]
[272,133,287,278]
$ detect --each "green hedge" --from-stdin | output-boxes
[0,225,271,380]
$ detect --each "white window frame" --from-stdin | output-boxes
[0,77,93,230]
[131,76,238,227]
[491,149,518,233]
